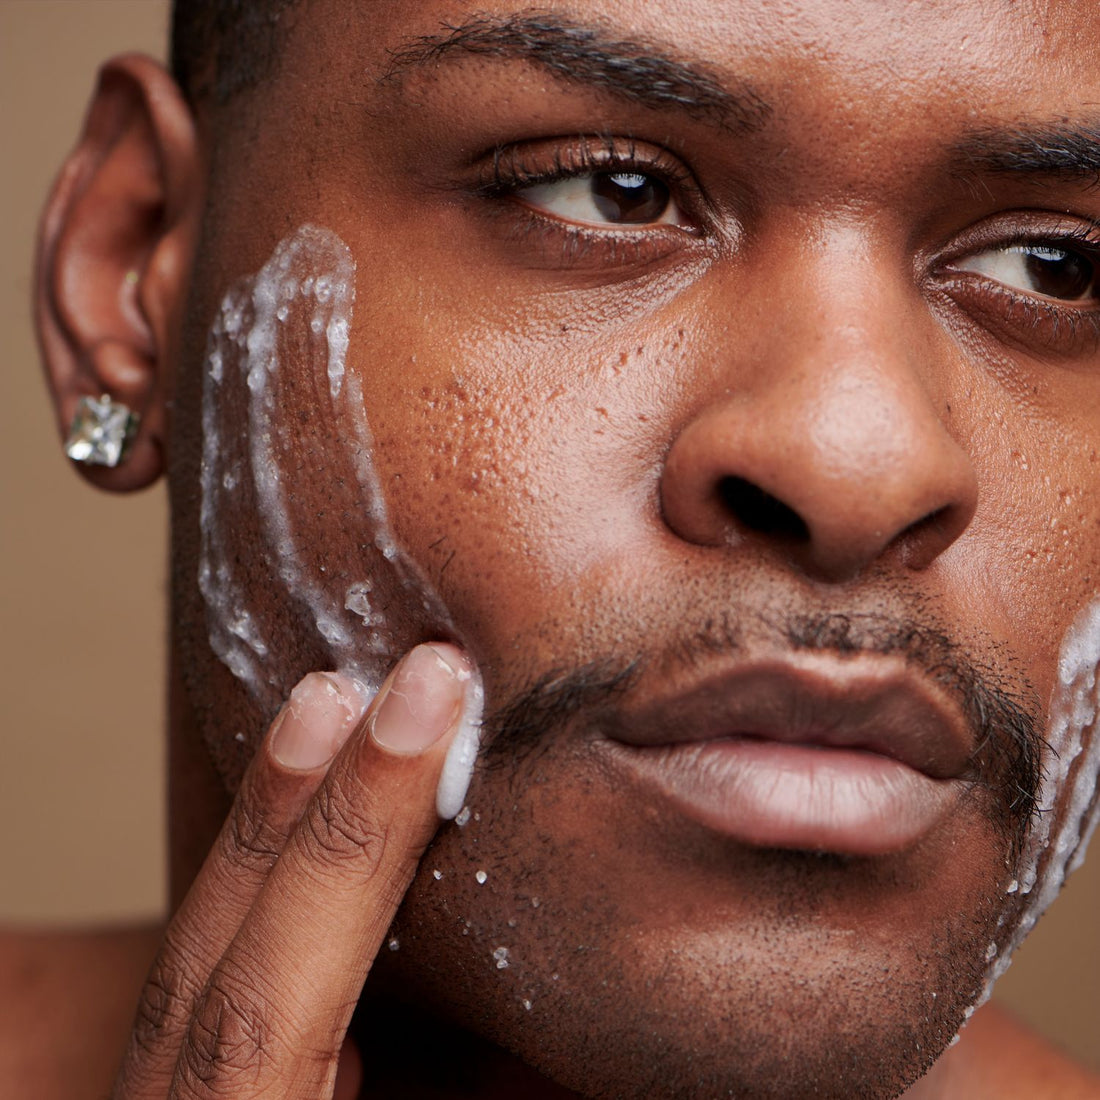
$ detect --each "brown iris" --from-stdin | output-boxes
[590,172,671,224]
[1025,245,1095,300]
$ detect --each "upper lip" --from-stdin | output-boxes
[601,652,974,780]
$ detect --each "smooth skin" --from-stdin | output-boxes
[16,0,1100,1095]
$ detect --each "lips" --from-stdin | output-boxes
[599,652,975,856]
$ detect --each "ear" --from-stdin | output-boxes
[35,54,201,492]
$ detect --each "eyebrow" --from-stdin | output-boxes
[384,11,771,135]
[950,124,1100,185]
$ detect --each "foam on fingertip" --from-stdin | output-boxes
[436,665,485,819]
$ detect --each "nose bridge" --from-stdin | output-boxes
[769,337,955,536]
[777,279,943,493]
[660,228,978,580]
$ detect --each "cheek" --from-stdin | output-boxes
[198,225,461,720]
[368,322,701,678]
[992,597,1100,982]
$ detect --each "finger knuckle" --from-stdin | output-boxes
[176,964,286,1094]
[219,791,286,875]
[129,935,206,1057]
[299,776,390,872]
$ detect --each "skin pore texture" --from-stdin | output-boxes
[161,0,1100,1096]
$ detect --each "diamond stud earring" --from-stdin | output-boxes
[64,394,139,468]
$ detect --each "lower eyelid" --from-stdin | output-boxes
[490,198,706,274]
[936,271,1100,358]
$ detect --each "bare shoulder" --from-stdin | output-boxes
[0,923,161,1100]
[938,1002,1100,1099]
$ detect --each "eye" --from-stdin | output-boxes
[955,243,1098,301]
[515,171,686,228]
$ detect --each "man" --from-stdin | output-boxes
[14,0,1100,1095]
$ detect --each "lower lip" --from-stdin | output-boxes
[610,739,964,856]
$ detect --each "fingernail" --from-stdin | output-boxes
[269,673,372,771]
[370,644,468,755]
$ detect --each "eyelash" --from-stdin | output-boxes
[475,136,708,265]
[940,223,1100,357]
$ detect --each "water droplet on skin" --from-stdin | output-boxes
[388,937,400,952]
[455,806,471,827]
[1006,879,1019,894]
[344,581,374,620]
[433,869,443,880]
[476,870,488,885]
[234,731,246,743]
[530,897,541,909]
[522,999,533,1011]
[493,946,510,969]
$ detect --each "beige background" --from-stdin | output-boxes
[1,0,1096,1071]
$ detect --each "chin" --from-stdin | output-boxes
[515,949,973,1100]
[388,864,996,1100]
[381,747,1009,1100]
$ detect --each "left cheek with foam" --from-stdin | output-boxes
[980,598,1100,995]
[198,224,481,816]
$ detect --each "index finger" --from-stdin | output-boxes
[115,672,373,1097]
[171,643,482,1099]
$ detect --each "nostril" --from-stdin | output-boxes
[718,476,810,542]
[892,505,954,558]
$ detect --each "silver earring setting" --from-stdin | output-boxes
[64,394,139,468]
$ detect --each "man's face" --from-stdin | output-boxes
[171,0,1100,1095]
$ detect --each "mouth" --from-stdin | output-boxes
[599,652,975,856]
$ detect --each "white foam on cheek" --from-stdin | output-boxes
[982,598,1100,993]
[198,226,480,811]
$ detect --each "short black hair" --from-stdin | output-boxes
[170,0,298,103]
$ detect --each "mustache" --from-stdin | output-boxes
[480,610,1047,853]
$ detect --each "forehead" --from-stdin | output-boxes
[282,0,1098,118]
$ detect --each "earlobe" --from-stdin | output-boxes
[35,53,201,492]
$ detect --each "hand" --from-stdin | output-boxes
[112,643,479,1099]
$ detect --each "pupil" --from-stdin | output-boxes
[592,172,670,224]
[1025,246,1094,300]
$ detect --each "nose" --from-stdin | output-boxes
[660,323,978,583]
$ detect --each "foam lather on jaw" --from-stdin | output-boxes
[198,225,479,817]
[981,597,1100,994]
